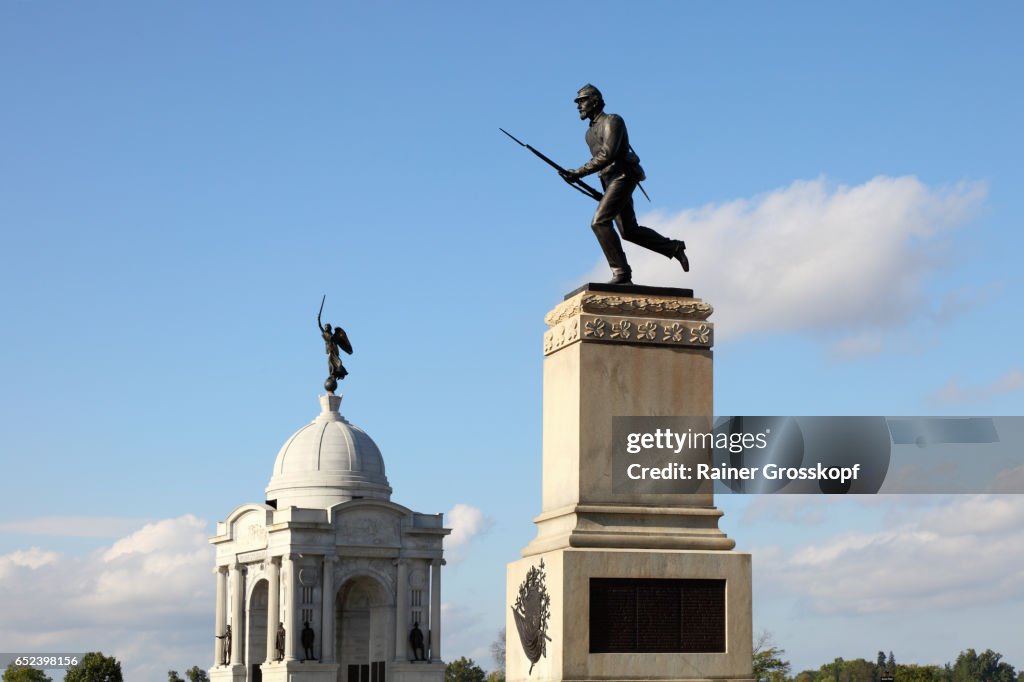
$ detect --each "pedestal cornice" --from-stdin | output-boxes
[544,286,714,356]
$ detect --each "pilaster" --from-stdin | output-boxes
[395,559,410,661]
[229,562,244,667]
[321,555,336,663]
[214,566,227,666]
[266,557,281,663]
[429,559,442,663]
[283,553,298,662]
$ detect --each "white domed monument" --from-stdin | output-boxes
[210,312,449,682]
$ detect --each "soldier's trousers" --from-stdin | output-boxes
[592,175,679,276]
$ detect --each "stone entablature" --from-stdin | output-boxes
[211,500,446,568]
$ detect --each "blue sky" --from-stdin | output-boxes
[1,2,1022,680]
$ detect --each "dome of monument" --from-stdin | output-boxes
[266,394,392,509]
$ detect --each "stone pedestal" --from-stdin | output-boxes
[210,664,247,682]
[259,661,339,682]
[392,661,448,682]
[507,285,753,682]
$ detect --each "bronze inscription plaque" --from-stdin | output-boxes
[589,578,725,653]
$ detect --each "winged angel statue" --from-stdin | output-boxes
[318,296,352,393]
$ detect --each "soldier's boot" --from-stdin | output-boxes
[672,240,690,272]
[607,268,633,285]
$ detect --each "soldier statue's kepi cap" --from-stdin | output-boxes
[574,84,602,102]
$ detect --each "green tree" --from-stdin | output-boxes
[167,672,185,682]
[64,652,123,682]
[184,667,210,682]
[843,658,878,682]
[485,673,505,682]
[752,632,791,682]
[1,665,52,682]
[445,657,486,682]
[951,649,1016,682]
[894,664,947,682]
[817,657,869,682]
[824,658,846,682]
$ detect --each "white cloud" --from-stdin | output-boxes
[991,464,1024,493]
[741,496,831,526]
[0,515,213,681]
[0,515,152,538]
[928,282,1004,324]
[586,176,986,341]
[442,601,495,670]
[0,547,60,576]
[827,331,883,361]
[445,503,492,553]
[928,367,1024,406]
[758,496,1024,615]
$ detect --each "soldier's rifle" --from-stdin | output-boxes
[499,128,604,202]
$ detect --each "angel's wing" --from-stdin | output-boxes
[333,327,353,355]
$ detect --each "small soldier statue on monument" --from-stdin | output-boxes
[559,84,689,284]
[216,624,232,666]
[409,621,426,661]
[317,295,352,394]
[275,622,286,661]
[301,621,316,661]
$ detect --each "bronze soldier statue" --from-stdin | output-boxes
[275,622,285,661]
[216,624,232,666]
[559,84,688,284]
[409,622,426,661]
[301,621,316,661]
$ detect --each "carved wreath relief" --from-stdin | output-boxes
[511,559,551,675]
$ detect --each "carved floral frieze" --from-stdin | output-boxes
[544,313,714,355]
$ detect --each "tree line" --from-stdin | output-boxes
[4,636,1018,682]
[445,630,1024,682]
[753,633,1024,682]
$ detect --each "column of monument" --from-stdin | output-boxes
[395,560,410,661]
[429,560,441,662]
[283,554,298,662]
[230,563,244,667]
[266,558,280,663]
[214,566,227,666]
[321,556,335,663]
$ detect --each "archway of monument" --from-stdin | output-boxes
[247,579,269,682]
[335,576,393,682]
